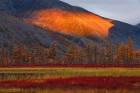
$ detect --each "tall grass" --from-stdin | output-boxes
[0,67,140,81]
[0,67,140,93]
[0,88,140,93]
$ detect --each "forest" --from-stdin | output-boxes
[0,37,140,66]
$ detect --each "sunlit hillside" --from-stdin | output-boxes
[26,9,113,37]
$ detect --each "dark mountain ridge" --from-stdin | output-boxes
[0,0,87,17]
[137,23,140,28]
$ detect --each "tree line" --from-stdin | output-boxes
[0,37,140,66]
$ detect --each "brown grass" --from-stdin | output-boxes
[0,88,140,93]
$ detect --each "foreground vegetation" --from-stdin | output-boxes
[0,67,140,93]
[0,67,140,80]
[0,88,140,93]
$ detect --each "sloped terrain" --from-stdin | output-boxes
[108,21,140,48]
[137,23,140,28]
[0,13,80,50]
[0,0,140,48]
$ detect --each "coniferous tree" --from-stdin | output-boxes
[1,48,9,66]
[127,37,134,64]
[85,44,94,64]
[117,44,126,64]
[12,45,21,65]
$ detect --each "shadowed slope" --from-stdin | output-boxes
[0,13,79,49]
[137,23,140,28]
[108,21,140,48]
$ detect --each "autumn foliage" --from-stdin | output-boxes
[0,37,140,66]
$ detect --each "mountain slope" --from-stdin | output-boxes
[26,9,113,37]
[0,13,80,50]
[0,0,113,38]
[137,23,140,28]
[108,21,140,48]
[0,0,140,47]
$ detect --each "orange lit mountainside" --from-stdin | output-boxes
[0,0,140,48]
[25,9,113,37]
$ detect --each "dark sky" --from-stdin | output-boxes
[62,0,140,24]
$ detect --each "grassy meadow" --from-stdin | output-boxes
[0,67,140,93]
[0,88,140,93]
[0,67,140,79]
